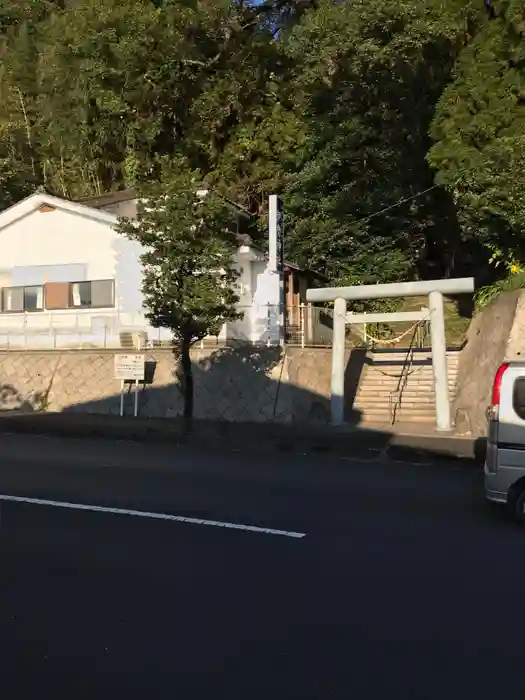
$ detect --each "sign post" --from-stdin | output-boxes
[114,354,145,418]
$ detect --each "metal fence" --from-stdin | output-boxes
[0,305,283,350]
[0,309,155,350]
[0,303,456,351]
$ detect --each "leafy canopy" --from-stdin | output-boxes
[278,0,480,285]
[0,0,522,296]
[429,0,525,275]
[117,158,241,346]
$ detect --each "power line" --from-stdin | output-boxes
[352,183,441,227]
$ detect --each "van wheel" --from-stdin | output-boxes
[511,489,525,524]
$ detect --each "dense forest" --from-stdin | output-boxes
[0,0,523,293]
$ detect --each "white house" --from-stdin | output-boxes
[0,190,317,349]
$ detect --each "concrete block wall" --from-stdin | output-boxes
[0,346,332,424]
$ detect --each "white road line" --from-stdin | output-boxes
[0,494,306,539]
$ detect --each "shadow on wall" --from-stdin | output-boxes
[58,344,337,425]
[344,347,367,424]
[0,345,373,425]
[0,383,48,413]
[0,346,489,464]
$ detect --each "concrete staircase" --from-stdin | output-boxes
[352,348,460,426]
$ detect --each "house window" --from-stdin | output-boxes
[2,285,44,312]
[71,281,91,308]
[0,279,115,312]
[70,280,114,309]
[24,286,44,311]
[44,282,70,310]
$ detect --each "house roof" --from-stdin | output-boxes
[76,189,319,274]
[76,189,136,209]
[0,190,322,278]
[0,192,118,231]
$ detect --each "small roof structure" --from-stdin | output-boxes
[77,188,322,277]
[0,191,118,231]
[0,188,322,280]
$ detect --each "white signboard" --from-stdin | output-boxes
[114,354,145,381]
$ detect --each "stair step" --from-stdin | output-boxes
[355,398,448,408]
[359,375,458,381]
[367,356,460,364]
[357,414,437,422]
[358,418,436,427]
[368,347,461,357]
[355,405,453,412]
[360,372,457,384]
[357,353,460,406]
[366,357,459,362]
[362,378,459,383]
[359,400,439,410]
[367,349,461,355]
[365,366,458,370]
[355,403,454,411]
[362,365,458,377]
[359,415,437,422]
[356,414,436,424]
[356,394,456,401]
[364,366,458,372]
[358,382,456,396]
[363,378,459,383]
[357,401,440,410]
[367,354,459,360]
[357,385,456,393]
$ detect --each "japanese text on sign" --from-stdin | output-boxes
[114,354,145,381]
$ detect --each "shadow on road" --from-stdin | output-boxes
[0,344,485,467]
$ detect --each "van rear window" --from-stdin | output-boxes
[513,378,525,419]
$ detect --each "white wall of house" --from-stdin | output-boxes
[0,209,116,279]
[0,197,147,347]
[0,194,280,348]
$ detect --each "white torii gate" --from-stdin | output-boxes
[306,278,475,431]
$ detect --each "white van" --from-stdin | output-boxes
[485,362,525,521]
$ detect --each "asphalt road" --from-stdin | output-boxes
[0,433,522,699]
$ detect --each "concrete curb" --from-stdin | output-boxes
[0,412,484,464]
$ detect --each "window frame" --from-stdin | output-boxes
[69,279,115,310]
[0,279,115,312]
[42,281,71,311]
[1,284,44,313]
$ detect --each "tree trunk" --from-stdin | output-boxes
[178,337,193,420]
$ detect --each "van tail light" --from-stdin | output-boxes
[491,362,509,417]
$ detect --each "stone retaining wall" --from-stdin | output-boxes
[0,346,334,423]
[453,290,524,437]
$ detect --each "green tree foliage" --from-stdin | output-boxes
[0,0,521,297]
[117,159,241,418]
[0,0,286,198]
[279,0,482,285]
[429,0,525,281]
